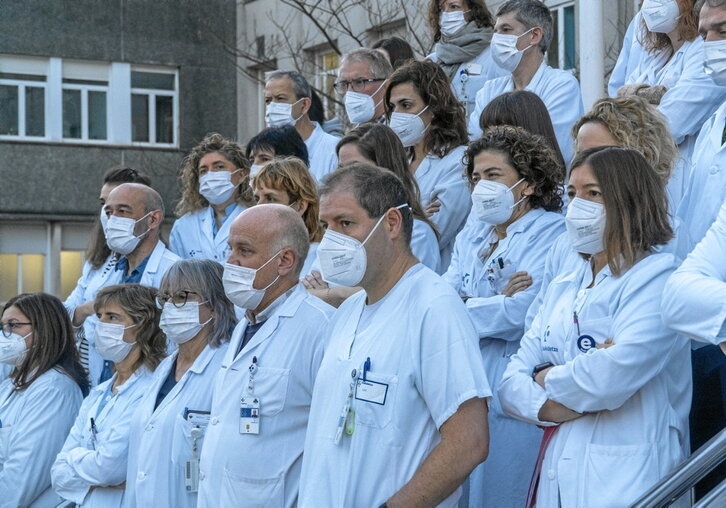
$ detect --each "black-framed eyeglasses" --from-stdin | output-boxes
[156,290,203,309]
[333,77,384,95]
[1,321,32,338]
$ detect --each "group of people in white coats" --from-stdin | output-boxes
[2,0,726,506]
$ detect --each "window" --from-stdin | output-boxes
[549,2,576,71]
[314,50,340,121]
[0,73,46,139]
[62,79,108,141]
[131,70,177,146]
[0,254,45,302]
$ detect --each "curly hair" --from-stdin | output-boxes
[571,96,677,185]
[428,0,494,42]
[384,60,469,158]
[175,133,253,217]
[640,0,698,54]
[464,125,564,212]
[251,157,324,243]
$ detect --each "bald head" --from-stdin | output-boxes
[108,183,165,217]
[229,204,310,275]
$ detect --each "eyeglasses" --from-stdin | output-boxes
[1,321,32,338]
[333,77,384,95]
[156,290,204,309]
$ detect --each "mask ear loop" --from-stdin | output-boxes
[509,178,528,209]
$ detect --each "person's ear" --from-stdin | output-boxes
[277,247,297,277]
[529,27,544,48]
[386,207,404,240]
[148,209,163,229]
[522,180,535,197]
[299,97,312,117]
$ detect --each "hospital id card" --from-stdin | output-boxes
[239,397,260,434]
[355,379,388,405]
[184,458,200,492]
[185,409,210,428]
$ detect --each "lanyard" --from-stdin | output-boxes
[247,356,258,395]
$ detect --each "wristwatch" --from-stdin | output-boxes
[532,362,554,380]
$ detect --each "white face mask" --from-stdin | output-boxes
[159,301,212,345]
[100,206,109,233]
[249,164,265,178]
[265,99,304,128]
[317,204,408,287]
[389,106,430,147]
[222,251,281,310]
[104,211,154,255]
[704,39,726,86]
[490,28,536,72]
[95,321,137,363]
[471,178,526,225]
[642,0,680,34]
[565,197,606,255]
[344,80,387,124]
[440,10,470,37]
[199,169,242,205]
[0,331,31,366]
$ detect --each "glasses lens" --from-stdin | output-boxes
[172,291,193,308]
[351,79,366,93]
[334,81,347,94]
[1,324,10,338]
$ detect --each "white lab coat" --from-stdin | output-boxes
[429,47,509,121]
[0,369,83,508]
[298,264,491,508]
[443,208,564,508]
[300,242,319,277]
[51,368,153,507]
[169,205,245,262]
[411,219,442,274]
[499,253,691,508]
[124,343,228,508]
[608,11,653,96]
[676,101,726,248]
[414,146,471,271]
[663,199,726,345]
[468,62,583,165]
[197,286,333,508]
[624,37,726,209]
[304,122,340,183]
[63,241,180,387]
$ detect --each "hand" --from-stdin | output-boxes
[596,337,614,349]
[425,199,441,217]
[302,271,329,291]
[72,300,96,327]
[109,481,125,490]
[534,366,553,389]
[501,271,532,297]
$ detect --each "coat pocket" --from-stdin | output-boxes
[220,468,285,508]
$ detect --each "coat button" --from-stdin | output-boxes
[547,469,556,480]
[710,165,720,175]
[138,472,146,480]
[145,423,153,431]
[200,472,205,481]
[211,417,219,425]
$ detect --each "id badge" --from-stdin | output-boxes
[184,458,200,492]
[186,410,210,428]
[239,397,260,434]
[465,63,483,75]
[355,379,389,405]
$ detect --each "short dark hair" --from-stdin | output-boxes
[497,0,553,53]
[371,37,416,69]
[464,125,563,212]
[308,88,325,124]
[479,90,566,169]
[103,166,152,187]
[570,146,673,276]
[319,163,414,246]
[245,125,310,167]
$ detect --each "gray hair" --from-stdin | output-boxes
[159,259,237,347]
[266,70,312,99]
[497,0,553,54]
[268,206,310,276]
[340,48,394,80]
[319,163,413,246]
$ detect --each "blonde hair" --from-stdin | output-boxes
[175,133,253,217]
[250,157,324,243]
[572,96,678,185]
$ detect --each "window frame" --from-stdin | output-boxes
[130,68,179,148]
[61,80,109,143]
[0,77,47,141]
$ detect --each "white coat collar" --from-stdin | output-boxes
[152,343,218,415]
[472,207,547,243]
[143,240,170,277]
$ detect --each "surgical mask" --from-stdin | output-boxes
[0,331,31,366]
[704,40,726,86]
[642,0,680,34]
[565,197,606,255]
[222,251,281,310]
[95,321,137,363]
[249,164,264,178]
[471,178,526,225]
[159,302,212,345]
[490,28,536,72]
[100,206,109,233]
[317,204,408,287]
[344,81,387,124]
[389,106,430,147]
[199,169,242,205]
[104,211,154,255]
[265,99,304,128]
[440,10,469,37]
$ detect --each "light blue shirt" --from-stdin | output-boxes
[211,202,238,237]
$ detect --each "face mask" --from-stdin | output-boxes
[223,251,281,310]
[265,99,304,128]
[471,178,526,225]
[317,204,408,287]
[95,321,137,363]
[440,10,469,37]
[249,164,264,178]
[389,106,430,147]
[642,0,680,34]
[199,169,242,205]
[104,211,154,255]
[159,302,212,345]
[704,40,726,86]
[565,197,606,255]
[490,28,536,72]
[0,331,31,366]
[100,206,109,233]
[344,80,387,124]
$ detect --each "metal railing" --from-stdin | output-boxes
[694,478,726,508]
[632,427,726,508]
